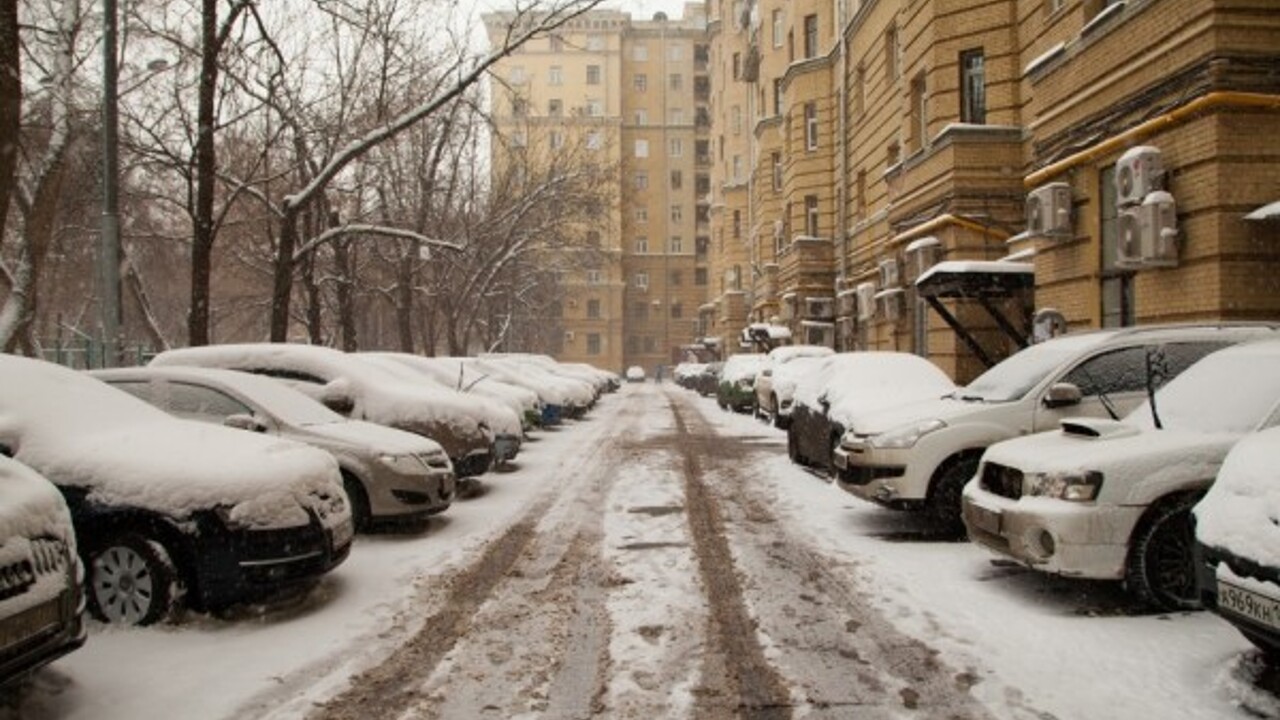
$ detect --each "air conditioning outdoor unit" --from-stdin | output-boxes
[878,258,900,288]
[1116,191,1178,270]
[875,288,904,323]
[836,289,857,318]
[905,236,941,278]
[1026,182,1073,239]
[1116,146,1164,208]
[564,331,575,342]
[855,282,877,322]
[805,297,835,320]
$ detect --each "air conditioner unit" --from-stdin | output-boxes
[1116,191,1179,269]
[836,290,857,318]
[855,282,877,322]
[805,297,835,320]
[905,237,942,278]
[876,288,904,323]
[1026,182,1073,239]
[780,293,797,320]
[564,331,575,342]
[878,258,900,288]
[1116,146,1164,208]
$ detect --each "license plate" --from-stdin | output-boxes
[968,504,1001,535]
[0,597,63,652]
[1218,580,1280,632]
[833,451,849,470]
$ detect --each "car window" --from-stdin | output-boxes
[168,382,252,420]
[252,368,329,385]
[1059,341,1230,397]
[107,380,158,404]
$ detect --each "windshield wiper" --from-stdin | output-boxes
[1078,367,1120,420]
[1146,345,1167,430]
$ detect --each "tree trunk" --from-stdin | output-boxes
[188,0,219,346]
[0,0,18,244]
[1,148,66,353]
[269,208,299,341]
[395,242,416,352]
[334,235,357,351]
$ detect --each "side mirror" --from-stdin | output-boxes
[1043,382,1083,409]
[224,414,267,433]
[320,379,356,416]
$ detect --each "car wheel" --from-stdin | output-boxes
[928,454,980,537]
[342,472,372,533]
[88,535,181,626]
[1126,494,1202,611]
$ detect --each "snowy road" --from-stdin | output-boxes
[5,384,1277,719]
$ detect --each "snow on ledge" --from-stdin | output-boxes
[915,260,1034,287]
[1024,41,1066,77]
[1244,200,1280,221]
[904,236,941,254]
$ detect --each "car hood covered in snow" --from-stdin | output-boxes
[1195,427,1280,568]
[0,355,342,528]
[0,456,76,551]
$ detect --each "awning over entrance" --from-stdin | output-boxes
[915,261,1035,369]
[741,323,792,352]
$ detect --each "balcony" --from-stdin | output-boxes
[777,236,835,301]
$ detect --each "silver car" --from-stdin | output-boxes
[93,366,455,531]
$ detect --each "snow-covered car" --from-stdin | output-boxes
[625,365,646,383]
[753,345,835,426]
[93,366,456,531]
[962,340,1280,610]
[787,353,956,473]
[151,344,496,478]
[717,353,767,412]
[1196,425,1280,654]
[370,354,542,431]
[694,362,722,397]
[832,323,1277,531]
[0,456,85,685]
[673,362,706,389]
[475,356,595,419]
[463,357,567,426]
[360,354,524,465]
[0,355,351,625]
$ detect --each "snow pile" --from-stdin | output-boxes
[0,354,342,529]
[1195,427,1280,568]
[792,352,957,428]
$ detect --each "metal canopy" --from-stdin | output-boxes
[915,262,1035,369]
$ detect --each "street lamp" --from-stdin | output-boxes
[99,0,122,367]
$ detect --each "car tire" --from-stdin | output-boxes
[88,535,181,626]
[1125,494,1202,612]
[342,472,372,533]
[928,454,980,537]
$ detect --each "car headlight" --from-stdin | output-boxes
[380,453,427,474]
[1026,471,1104,501]
[868,419,946,449]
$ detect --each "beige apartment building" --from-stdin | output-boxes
[484,5,713,374]
[702,0,1278,382]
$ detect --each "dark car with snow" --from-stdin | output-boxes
[1196,425,1280,656]
[0,456,85,685]
[0,355,352,625]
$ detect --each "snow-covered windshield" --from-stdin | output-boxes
[722,354,766,383]
[961,333,1110,402]
[218,372,345,427]
[1128,343,1280,434]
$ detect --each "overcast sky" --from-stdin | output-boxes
[609,0,703,21]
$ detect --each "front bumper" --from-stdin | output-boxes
[0,581,84,687]
[961,486,1141,579]
[1198,544,1280,654]
[831,440,922,508]
[368,464,455,519]
[493,433,521,464]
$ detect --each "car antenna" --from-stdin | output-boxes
[1145,345,1167,430]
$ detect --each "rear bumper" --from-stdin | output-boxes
[493,434,521,464]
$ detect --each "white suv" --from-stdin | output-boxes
[831,324,1278,532]
[753,345,834,425]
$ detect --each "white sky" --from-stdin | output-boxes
[608,0,702,20]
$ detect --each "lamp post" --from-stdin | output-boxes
[99,0,122,367]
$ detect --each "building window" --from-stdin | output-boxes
[732,155,742,183]
[803,14,818,59]
[670,270,682,286]
[1100,166,1135,327]
[587,299,601,319]
[772,151,783,191]
[732,52,741,79]
[548,98,563,116]
[511,97,528,117]
[669,236,683,253]
[885,25,899,82]
[856,170,867,218]
[634,172,648,189]
[509,66,526,84]
[634,73,647,92]
[695,268,708,285]
[643,336,657,353]
[627,336,640,353]
[668,43,683,61]
[669,73,683,91]
[960,49,986,124]
[671,204,683,222]
[635,139,649,158]
[635,207,648,223]
[805,195,819,237]
[669,138,683,157]
[632,301,648,319]
[587,333,601,355]
[669,108,685,125]
[909,73,927,152]
[854,63,866,117]
[671,302,683,319]
[732,105,742,134]
[733,209,742,238]
[670,170,683,189]
[804,102,818,150]
[510,129,527,147]
[633,43,648,61]
[586,98,603,116]
[586,34,604,51]
[586,65,601,85]
[772,78,783,116]
[586,269,602,285]
[635,236,649,254]
[634,272,649,289]
[550,130,565,149]
[548,66,563,86]
[772,9,783,47]
[550,35,563,52]
[586,230,601,247]
[634,108,648,125]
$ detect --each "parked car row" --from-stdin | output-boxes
[0,347,617,686]
[677,323,1280,653]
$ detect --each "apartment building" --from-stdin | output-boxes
[705,0,1278,382]
[484,5,712,373]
